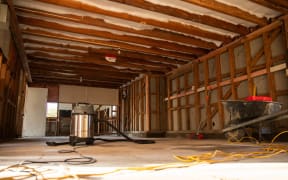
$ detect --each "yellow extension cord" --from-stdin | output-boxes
[1,131,288,180]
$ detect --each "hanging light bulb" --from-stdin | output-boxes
[80,76,83,83]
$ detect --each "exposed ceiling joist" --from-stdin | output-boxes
[182,0,268,26]
[22,28,196,61]
[108,0,250,35]
[249,0,288,14]
[15,6,218,49]
[36,0,233,43]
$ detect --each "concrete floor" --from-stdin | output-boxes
[0,136,288,179]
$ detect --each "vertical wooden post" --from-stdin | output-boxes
[204,59,211,130]
[244,41,254,96]
[263,33,277,100]
[177,77,181,131]
[229,47,238,99]
[282,16,288,76]
[167,77,172,131]
[193,63,200,131]
[156,77,160,130]
[184,73,190,131]
[216,55,224,129]
[145,75,150,132]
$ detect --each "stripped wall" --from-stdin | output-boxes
[166,18,288,134]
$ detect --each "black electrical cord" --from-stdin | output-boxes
[46,119,155,146]
[95,120,155,144]
[22,146,97,165]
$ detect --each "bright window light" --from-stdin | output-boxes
[46,102,58,118]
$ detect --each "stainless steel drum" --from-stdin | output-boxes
[70,103,94,145]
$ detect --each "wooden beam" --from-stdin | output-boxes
[28,56,145,74]
[268,0,288,9]
[216,55,224,129]
[167,19,282,76]
[204,59,211,130]
[193,63,200,131]
[22,28,195,61]
[16,6,217,50]
[29,64,137,80]
[228,47,238,99]
[31,72,125,85]
[36,0,232,42]
[244,41,254,95]
[109,0,249,35]
[145,75,150,131]
[249,0,288,14]
[165,63,286,101]
[6,0,31,82]
[263,32,276,100]
[23,38,187,65]
[31,77,120,88]
[18,16,208,56]
[183,0,268,26]
[27,52,169,73]
[25,46,177,70]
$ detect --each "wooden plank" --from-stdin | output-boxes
[184,73,190,131]
[167,77,172,131]
[263,32,277,100]
[6,0,31,82]
[167,19,282,76]
[282,16,288,76]
[216,55,224,129]
[18,16,208,56]
[177,77,181,131]
[165,63,286,101]
[109,0,249,35]
[228,48,238,99]
[156,77,160,131]
[145,75,150,131]
[204,59,212,130]
[183,0,268,26]
[193,63,200,131]
[23,28,195,62]
[250,0,288,14]
[37,0,232,42]
[244,41,254,95]
[16,6,217,49]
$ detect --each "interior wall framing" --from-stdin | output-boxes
[166,17,288,134]
[0,43,27,139]
[119,74,166,136]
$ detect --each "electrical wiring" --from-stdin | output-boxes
[22,146,97,166]
[0,131,287,180]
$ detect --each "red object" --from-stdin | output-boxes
[197,134,204,139]
[245,96,272,102]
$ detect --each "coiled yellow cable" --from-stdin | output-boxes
[0,131,287,179]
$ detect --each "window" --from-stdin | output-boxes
[46,102,58,118]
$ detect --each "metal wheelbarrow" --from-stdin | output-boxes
[221,100,287,141]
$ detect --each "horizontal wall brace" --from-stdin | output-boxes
[165,63,287,101]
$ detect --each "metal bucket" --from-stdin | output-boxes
[70,103,95,145]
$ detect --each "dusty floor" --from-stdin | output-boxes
[0,136,288,179]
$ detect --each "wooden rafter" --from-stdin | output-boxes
[36,0,232,42]
[29,64,136,80]
[182,0,268,26]
[31,77,121,88]
[23,38,186,65]
[249,0,288,14]
[27,56,146,74]
[24,46,178,69]
[17,16,209,56]
[15,6,217,49]
[22,28,196,61]
[6,0,31,81]
[27,52,170,73]
[109,0,250,35]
